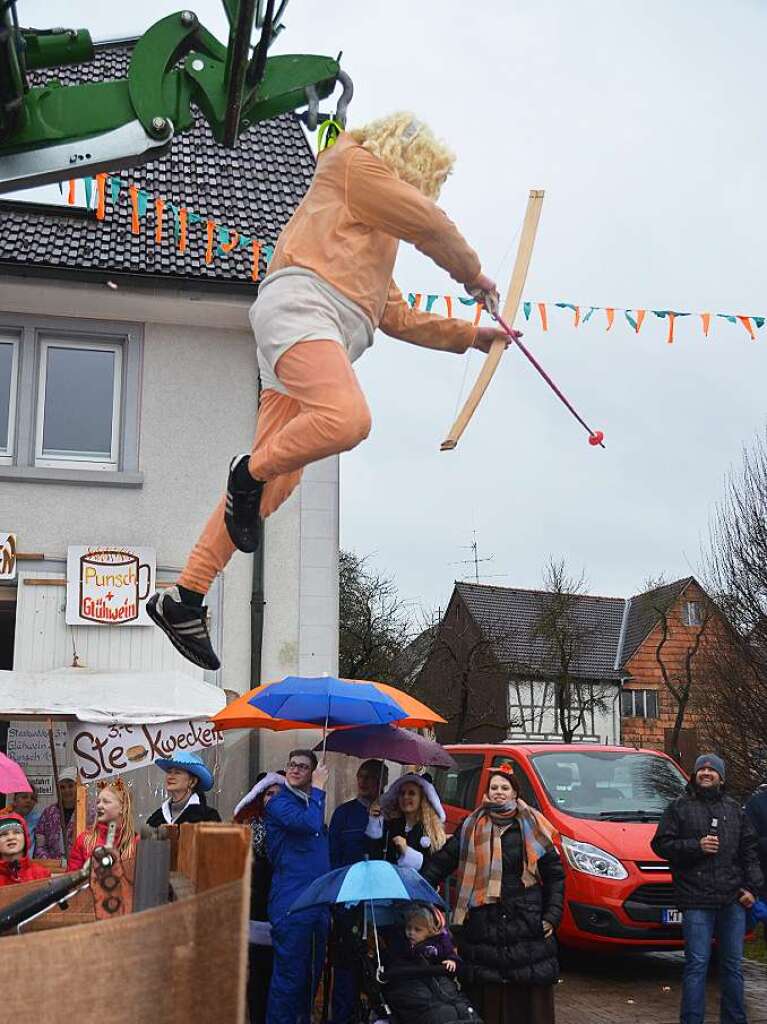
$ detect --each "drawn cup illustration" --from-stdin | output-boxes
[78,548,151,624]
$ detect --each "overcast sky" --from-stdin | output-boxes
[29,1,767,614]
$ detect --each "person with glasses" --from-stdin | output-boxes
[328,759,389,1024]
[265,749,330,1024]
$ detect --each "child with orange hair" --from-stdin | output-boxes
[67,778,138,871]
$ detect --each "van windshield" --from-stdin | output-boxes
[530,750,687,821]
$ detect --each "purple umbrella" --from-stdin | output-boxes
[0,752,31,794]
[315,724,455,768]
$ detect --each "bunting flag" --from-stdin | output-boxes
[63,175,271,282]
[60,175,765,329]
[404,292,766,343]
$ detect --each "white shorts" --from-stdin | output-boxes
[250,268,375,394]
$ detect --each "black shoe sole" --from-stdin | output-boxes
[224,458,263,554]
[224,511,262,554]
[146,593,221,671]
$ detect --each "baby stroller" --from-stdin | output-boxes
[290,859,481,1024]
[352,904,481,1024]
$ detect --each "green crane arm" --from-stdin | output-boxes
[0,2,349,193]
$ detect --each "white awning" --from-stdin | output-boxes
[0,667,226,724]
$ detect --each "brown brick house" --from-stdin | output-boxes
[408,577,724,768]
[619,577,721,769]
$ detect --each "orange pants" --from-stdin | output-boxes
[178,340,371,594]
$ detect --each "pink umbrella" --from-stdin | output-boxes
[0,752,31,794]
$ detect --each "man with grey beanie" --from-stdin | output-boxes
[652,753,763,1024]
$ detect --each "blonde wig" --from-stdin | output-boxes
[84,778,137,861]
[348,112,456,200]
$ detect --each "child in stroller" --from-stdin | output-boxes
[361,904,481,1024]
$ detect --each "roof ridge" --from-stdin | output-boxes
[456,580,625,603]
[630,575,695,601]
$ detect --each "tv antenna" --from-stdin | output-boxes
[450,531,494,584]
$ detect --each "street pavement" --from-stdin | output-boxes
[557,947,767,1024]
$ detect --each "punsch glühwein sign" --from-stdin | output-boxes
[66,545,155,626]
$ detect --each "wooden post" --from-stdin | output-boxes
[441,190,545,451]
[46,719,69,863]
[75,777,87,837]
[133,832,171,912]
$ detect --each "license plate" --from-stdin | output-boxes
[663,909,683,924]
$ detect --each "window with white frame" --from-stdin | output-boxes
[621,688,659,718]
[35,338,123,470]
[682,601,703,627]
[0,334,19,465]
[0,315,142,481]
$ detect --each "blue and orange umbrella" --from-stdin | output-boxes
[212,677,445,733]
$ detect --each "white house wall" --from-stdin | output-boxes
[0,278,340,810]
[508,679,620,744]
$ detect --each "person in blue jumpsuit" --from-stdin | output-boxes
[266,749,330,1024]
[328,759,388,1024]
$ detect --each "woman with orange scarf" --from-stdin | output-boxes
[422,766,564,1024]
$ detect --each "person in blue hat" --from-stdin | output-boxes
[147,751,222,826]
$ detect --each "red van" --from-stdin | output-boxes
[435,743,689,951]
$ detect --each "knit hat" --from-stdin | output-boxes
[694,753,726,781]
[0,818,24,837]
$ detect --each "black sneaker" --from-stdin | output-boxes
[146,586,221,671]
[224,453,264,553]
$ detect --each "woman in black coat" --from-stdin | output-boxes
[422,766,565,1024]
[146,752,221,826]
[365,772,447,870]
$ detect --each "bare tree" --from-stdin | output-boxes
[643,575,713,766]
[530,559,614,743]
[411,605,519,743]
[698,431,767,790]
[695,640,767,794]
[339,550,413,683]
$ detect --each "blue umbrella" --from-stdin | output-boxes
[288,858,446,914]
[290,859,446,977]
[248,675,407,728]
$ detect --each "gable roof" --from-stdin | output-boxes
[618,576,694,666]
[0,40,314,293]
[454,581,625,680]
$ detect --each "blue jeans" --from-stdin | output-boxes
[681,904,747,1024]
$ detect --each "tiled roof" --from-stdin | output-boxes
[619,577,694,666]
[0,40,314,291]
[454,582,626,680]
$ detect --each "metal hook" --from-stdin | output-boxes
[302,83,319,131]
[333,69,353,127]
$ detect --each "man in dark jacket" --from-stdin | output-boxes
[265,749,330,1024]
[744,783,767,894]
[652,753,763,1024]
[328,759,388,1024]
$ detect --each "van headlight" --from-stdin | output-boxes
[561,837,628,880]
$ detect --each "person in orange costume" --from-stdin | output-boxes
[148,112,518,671]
